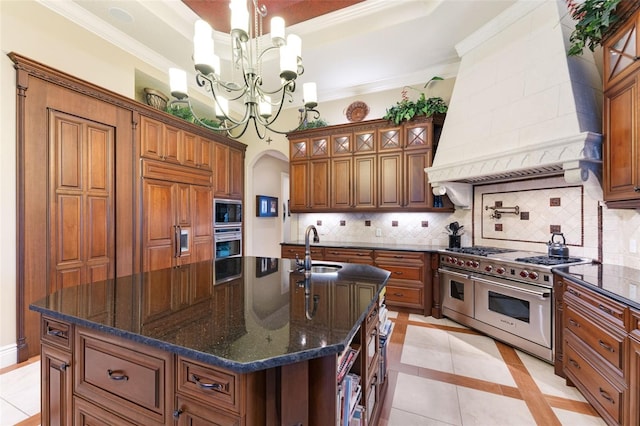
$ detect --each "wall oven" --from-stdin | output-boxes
[214,227,242,259]
[214,198,242,227]
[440,247,590,363]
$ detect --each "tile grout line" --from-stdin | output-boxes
[496,342,563,425]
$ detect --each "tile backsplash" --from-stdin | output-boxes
[480,185,583,246]
[292,173,640,269]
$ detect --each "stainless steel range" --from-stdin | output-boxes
[439,246,591,363]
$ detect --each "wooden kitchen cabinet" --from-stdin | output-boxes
[41,333,73,425]
[562,280,629,425]
[141,116,181,164]
[375,250,429,315]
[324,248,374,265]
[280,244,325,261]
[603,8,640,208]
[214,142,244,199]
[183,132,212,170]
[288,116,450,213]
[289,136,330,211]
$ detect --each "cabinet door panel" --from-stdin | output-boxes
[50,110,114,292]
[42,344,72,426]
[353,155,376,208]
[378,153,402,208]
[164,125,182,164]
[228,147,244,199]
[143,180,175,271]
[140,116,164,160]
[405,150,432,208]
[290,162,309,211]
[310,159,330,209]
[331,157,352,208]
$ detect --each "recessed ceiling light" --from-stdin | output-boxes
[109,7,134,24]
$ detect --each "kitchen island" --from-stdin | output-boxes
[30,256,390,425]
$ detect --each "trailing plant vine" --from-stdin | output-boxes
[567,0,621,56]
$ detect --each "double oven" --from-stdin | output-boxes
[440,247,590,363]
[213,198,242,259]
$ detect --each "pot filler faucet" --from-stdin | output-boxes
[304,225,319,272]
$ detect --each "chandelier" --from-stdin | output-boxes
[168,0,320,140]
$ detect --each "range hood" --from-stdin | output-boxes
[425,0,603,208]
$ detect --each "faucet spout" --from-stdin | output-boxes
[304,225,319,271]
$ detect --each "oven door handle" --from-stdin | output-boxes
[473,276,551,299]
[438,268,470,280]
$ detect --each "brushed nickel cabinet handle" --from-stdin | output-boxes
[598,304,614,316]
[568,318,580,328]
[598,340,615,352]
[107,369,129,381]
[567,288,580,297]
[599,388,614,404]
[191,374,224,391]
[634,186,640,192]
[568,358,580,369]
[47,328,66,338]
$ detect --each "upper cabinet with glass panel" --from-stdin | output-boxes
[604,11,640,89]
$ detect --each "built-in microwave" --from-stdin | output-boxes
[214,198,242,227]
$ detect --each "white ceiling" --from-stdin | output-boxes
[40,0,518,106]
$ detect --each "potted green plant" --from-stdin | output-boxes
[165,105,220,129]
[383,76,448,125]
[567,0,622,56]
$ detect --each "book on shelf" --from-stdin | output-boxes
[337,345,360,383]
[379,318,393,339]
[340,374,362,426]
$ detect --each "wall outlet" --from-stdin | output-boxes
[375,228,382,237]
[631,239,637,254]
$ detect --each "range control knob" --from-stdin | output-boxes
[456,259,464,266]
[485,265,493,272]
[496,267,506,274]
[520,270,529,278]
[466,260,480,268]
[528,271,539,280]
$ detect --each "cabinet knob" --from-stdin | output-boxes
[634,186,640,192]
[173,409,183,420]
[58,362,68,371]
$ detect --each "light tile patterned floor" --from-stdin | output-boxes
[379,311,606,426]
[0,311,607,425]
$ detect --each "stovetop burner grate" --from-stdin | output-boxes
[514,256,585,266]
[445,246,517,256]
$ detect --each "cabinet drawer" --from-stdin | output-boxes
[324,249,373,263]
[174,394,240,426]
[385,284,422,308]
[564,339,624,424]
[74,396,136,426]
[177,357,239,414]
[377,263,422,282]
[42,316,72,350]
[565,304,625,372]
[75,329,172,425]
[375,250,423,262]
[565,282,627,329]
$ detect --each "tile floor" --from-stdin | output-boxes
[0,311,607,426]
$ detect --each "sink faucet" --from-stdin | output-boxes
[303,225,319,272]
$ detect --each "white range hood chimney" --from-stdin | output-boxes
[426,0,602,209]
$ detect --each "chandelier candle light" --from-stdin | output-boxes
[169,0,320,139]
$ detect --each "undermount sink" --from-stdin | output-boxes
[303,263,342,274]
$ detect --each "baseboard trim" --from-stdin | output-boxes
[0,343,18,368]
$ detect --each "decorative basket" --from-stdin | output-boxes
[144,88,169,111]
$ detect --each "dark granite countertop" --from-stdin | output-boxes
[282,240,447,253]
[30,257,390,373]
[554,263,640,310]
